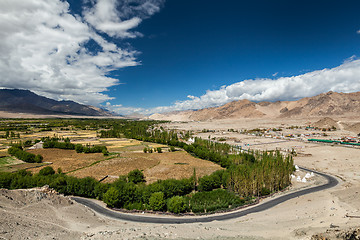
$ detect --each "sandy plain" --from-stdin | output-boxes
[1,117,360,239]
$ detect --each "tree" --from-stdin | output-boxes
[192,168,197,190]
[167,196,188,214]
[198,174,221,192]
[103,187,121,208]
[94,183,110,200]
[127,169,145,184]
[149,192,166,211]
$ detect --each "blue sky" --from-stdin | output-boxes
[1,0,360,115]
[110,0,360,109]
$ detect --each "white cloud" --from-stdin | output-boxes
[0,0,163,106]
[83,0,141,38]
[105,102,145,116]
[165,59,360,111]
[83,0,164,38]
[109,58,360,115]
[187,95,197,100]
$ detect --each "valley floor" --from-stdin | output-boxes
[1,117,360,239]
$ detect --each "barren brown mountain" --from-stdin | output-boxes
[312,117,339,129]
[150,91,360,121]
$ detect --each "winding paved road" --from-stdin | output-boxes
[72,167,338,224]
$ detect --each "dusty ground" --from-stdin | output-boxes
[142,151,222,183]
[69,151,222,183]
[1,117,360,239]
[28,149,105,174]
[22,138,222,183]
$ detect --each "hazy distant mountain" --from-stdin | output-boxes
[149,91,360,121]
[0,89,113,116]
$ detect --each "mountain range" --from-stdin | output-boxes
[149,91,360,121]
[2,89,360,120]
[0,89,112,116]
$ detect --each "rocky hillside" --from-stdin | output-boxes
[0,89,113,116]
[150,91,360,121]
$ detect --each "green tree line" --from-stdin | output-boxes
[42,137,108,155]
[0,167,249,214]
[8,146,43,163]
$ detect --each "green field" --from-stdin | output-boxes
[0,156,16,166]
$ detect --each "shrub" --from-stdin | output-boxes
[49,176,67,194]
[103,187,121,208]
[149,192,166,211]
[0,172,13,189]
[94,183,110,200]
[102,149,109,156]
[23,140,33,147]
[124,202,145,210]
[158,178,193,199]
[75,144,84,153]
[127,169,145,184]
[189,189,245,213]
[76,177,98,198]
[39,166,55,176]
[198,173,221,192]
[34,154,43,163]
[157,147,162,153]
[167,196,188,214]
[260,187,271,196]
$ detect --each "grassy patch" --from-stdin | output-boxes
[0,156,15,166]
[0,162,51,172]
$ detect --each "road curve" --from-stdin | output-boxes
[72,166,338,224]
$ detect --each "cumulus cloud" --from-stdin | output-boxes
[105,102,145,116]
[0,0,163,105]
[84,0,139,38]
[110,59,360,116]
[83,0,164,38]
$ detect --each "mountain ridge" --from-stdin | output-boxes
[149,91,360,121]
[0,89,113,116]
